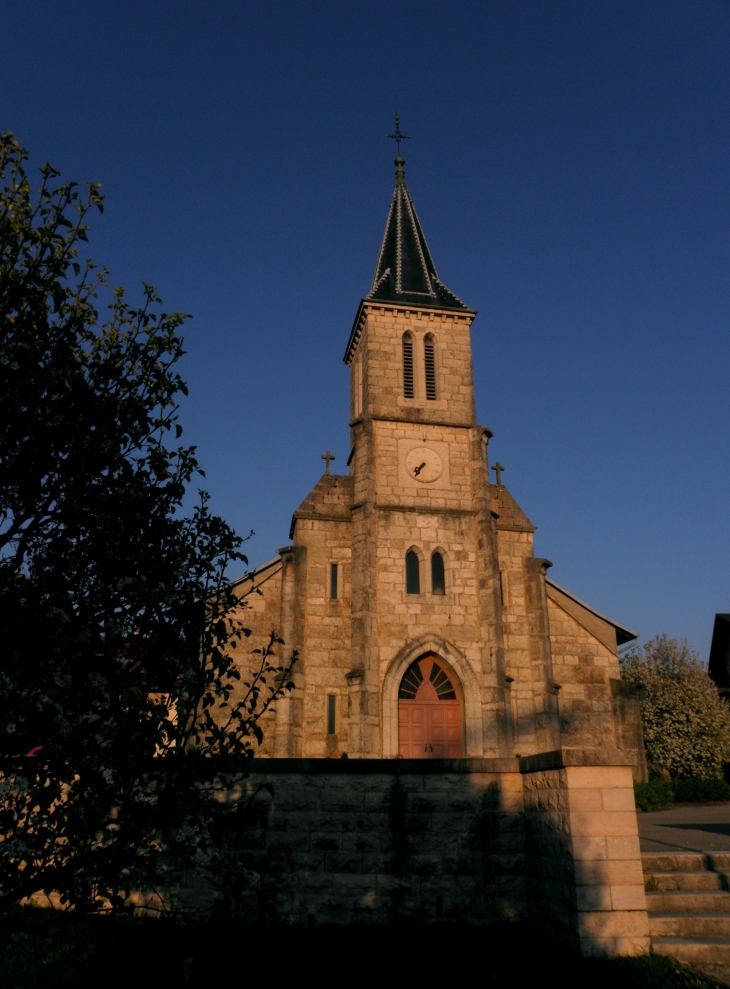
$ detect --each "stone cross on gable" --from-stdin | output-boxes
[321,450,336,475]
[492,461,505,486]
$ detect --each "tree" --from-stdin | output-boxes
[621,634,730,780]
[0,133,295,913]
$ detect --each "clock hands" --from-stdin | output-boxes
[413,462,427,477]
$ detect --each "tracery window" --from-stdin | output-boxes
[398,658,457,701]
[405,550,420,594]
[402,332,414,398]
[431,552,445,595]
[424,333,436,400]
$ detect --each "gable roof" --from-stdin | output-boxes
[490,484,536,533]
[228,556,282,597]
[546,578,638,651]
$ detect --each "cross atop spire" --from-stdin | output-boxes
[387,113,409,157]
[363,119,473,314]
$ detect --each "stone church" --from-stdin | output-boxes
[232,151,642,773]
[222,150,651,955]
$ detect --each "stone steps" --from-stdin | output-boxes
[647,891,730,913]
[651,937,730,966]
[649,913,730,938]
[643,852,730,966]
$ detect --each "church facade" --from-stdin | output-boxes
[232,153,643,775]
[213,153,652,955]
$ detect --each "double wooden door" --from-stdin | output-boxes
[398,655,462,758]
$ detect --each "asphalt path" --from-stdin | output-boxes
[639,802,730,853]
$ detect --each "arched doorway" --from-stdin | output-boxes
[398,654,463,758]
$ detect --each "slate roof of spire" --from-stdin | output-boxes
[366,157,473,313]
[344,156,475,364]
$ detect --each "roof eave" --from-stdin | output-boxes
[546,577,638,647]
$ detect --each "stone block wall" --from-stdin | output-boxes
[174,754,648,957]
[521,751,649,957]
[221,759,526,927]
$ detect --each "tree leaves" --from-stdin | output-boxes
[0,134,297,915]
[621,635,730,780]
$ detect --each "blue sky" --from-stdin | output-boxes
[3,1,729,657]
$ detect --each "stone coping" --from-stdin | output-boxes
[519,749,635,772]
[248,757,520,774]
[247,749,634,774]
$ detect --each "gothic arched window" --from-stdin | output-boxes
[431,552,445,595]
[402,332,414,398]
[424,333,436,400]
[405,550,420,594]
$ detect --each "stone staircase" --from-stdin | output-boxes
[643,852,730,966]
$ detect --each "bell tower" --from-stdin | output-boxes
[342,149,517,759]
[237,127,638,773]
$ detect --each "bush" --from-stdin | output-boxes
[621,635,730,779]
[673,778,730,803]
[634,779,674,812]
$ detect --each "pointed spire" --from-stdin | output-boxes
[365,118,472,313]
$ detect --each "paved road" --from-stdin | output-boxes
[639,802,730,853]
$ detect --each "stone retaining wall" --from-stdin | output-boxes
[176,752,648,956]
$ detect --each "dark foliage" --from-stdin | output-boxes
[634,779,674,812]
[0,913,725,989]
[673,778,730,804]
[0,134,295,913]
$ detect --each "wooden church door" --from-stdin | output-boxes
[398,655,463,758]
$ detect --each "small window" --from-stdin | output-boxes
[403,333,414,398]
[431,552,445,595]
[330,562,338,600]
[424,335,436,400]
[406,550,420,594]
[327,694,336,735]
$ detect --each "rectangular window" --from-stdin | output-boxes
[403,338,414,398]
[424,341,436,400]
[330,562,338,600]
[327,694,336,735]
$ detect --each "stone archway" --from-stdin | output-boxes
[382,635,484,758]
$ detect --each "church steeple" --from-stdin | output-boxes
[366,155,472,313]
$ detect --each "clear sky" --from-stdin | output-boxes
[3,1,729,658]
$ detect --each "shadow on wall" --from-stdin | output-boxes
[166,758,648,958]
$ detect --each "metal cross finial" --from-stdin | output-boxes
[492,461,505,486]
[321,450,336,475]
[387,114,410,156]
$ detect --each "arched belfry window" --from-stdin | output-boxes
[402,332,414,398]
[424,334,436,400]
[431,552,445,595]
[405,550,420,594]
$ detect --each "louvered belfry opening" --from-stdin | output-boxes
[402,333,414,398]
[424,334,436,399]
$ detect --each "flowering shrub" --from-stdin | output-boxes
[621,634,730,780]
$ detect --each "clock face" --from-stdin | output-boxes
[405,446,443,483]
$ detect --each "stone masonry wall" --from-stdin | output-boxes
[223,760,526,927]
[548,598,622,751]
[174,755,648,957]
